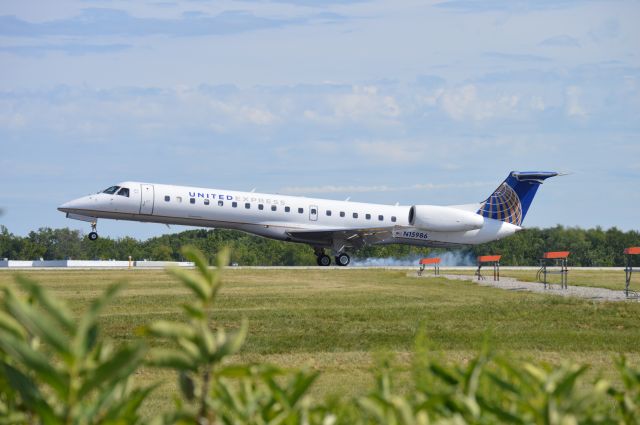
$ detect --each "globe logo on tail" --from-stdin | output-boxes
[477,183,523,226]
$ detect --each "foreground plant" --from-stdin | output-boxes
[609,356,640,424]
[144,247,249,424]
[146,246,331,425]
[0,276,150,424]
[356,339,640,425]
[209,364,320,424]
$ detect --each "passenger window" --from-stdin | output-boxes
[378,215,384,221]
[164,195,170,202]
[103,186,120,195]
[176,196,182,203]
[353,213,358,219]
[391,216,397,222]
[326,210,332,216]
[117,187,130,197]
[298,208,304,214]
[204,199,210,205]
[258,204,264,210]
[285,206,290,212]
[311,208,317,214]
[232,202,238,208]
[271,205,277,211]
[365,213,371,220]
[218,200,224,206]
[190,198,195,204]
[245,203,250,209]
[340,212,345,217]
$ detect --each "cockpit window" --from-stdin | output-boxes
[117,187,130,197]
[103,186,120,194]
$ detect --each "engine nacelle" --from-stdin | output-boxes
[408,205,484,232]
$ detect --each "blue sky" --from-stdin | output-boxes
[1,0,639,239]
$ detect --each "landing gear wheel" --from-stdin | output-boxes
[88,221,99,241]
[317,254,331,267]
[336,253,350,267]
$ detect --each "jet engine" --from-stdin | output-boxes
[408,205,484,232]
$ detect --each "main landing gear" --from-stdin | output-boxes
[335,253,351,267]
[88,221,99,241]
[314,248,351,267]
[317,254,331,266]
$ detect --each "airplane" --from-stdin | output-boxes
[58,171,558,266]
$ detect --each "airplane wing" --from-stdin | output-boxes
[285,226,395,249]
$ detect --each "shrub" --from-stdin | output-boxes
[0,277,150,424]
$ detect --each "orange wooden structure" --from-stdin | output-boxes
[542,251,571,259]
[475,255,501,281]
[538,251,570,289]
[418,257,441,276]
[477,255,502,263]
[624,247,640,298]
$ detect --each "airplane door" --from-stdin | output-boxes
[309,205,318,221]
[140,184,155,215]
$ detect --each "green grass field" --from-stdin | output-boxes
[2,267,640,415]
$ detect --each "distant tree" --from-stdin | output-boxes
[80,236,118,260]
[18,239,46,260]
[0,226,23,260]
[115,237,145,261]
[151,244,174,261]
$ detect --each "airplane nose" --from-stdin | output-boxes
[58,201,72,212]
[58,200,76,213]
[58,197,90,213]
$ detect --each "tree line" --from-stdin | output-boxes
[1,224,639,266]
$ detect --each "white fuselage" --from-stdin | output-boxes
[58,181,521,251]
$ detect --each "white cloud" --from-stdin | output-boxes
[529,96,546,111]
[438,84,520,121]
[243,106,277,125]
[0,111,27,129]
[420,88,444,107]
[0,8,329,39]
[338,85,400,118]
[304,85,401,125]
[440,84,479,120]
[539,35,581,47]
[565,85,587,117]
[354,140,418,163]
[208,99,278,126]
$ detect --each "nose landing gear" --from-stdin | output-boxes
[88,221,99,241]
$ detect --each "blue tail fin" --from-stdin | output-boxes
[477,171,558,226]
